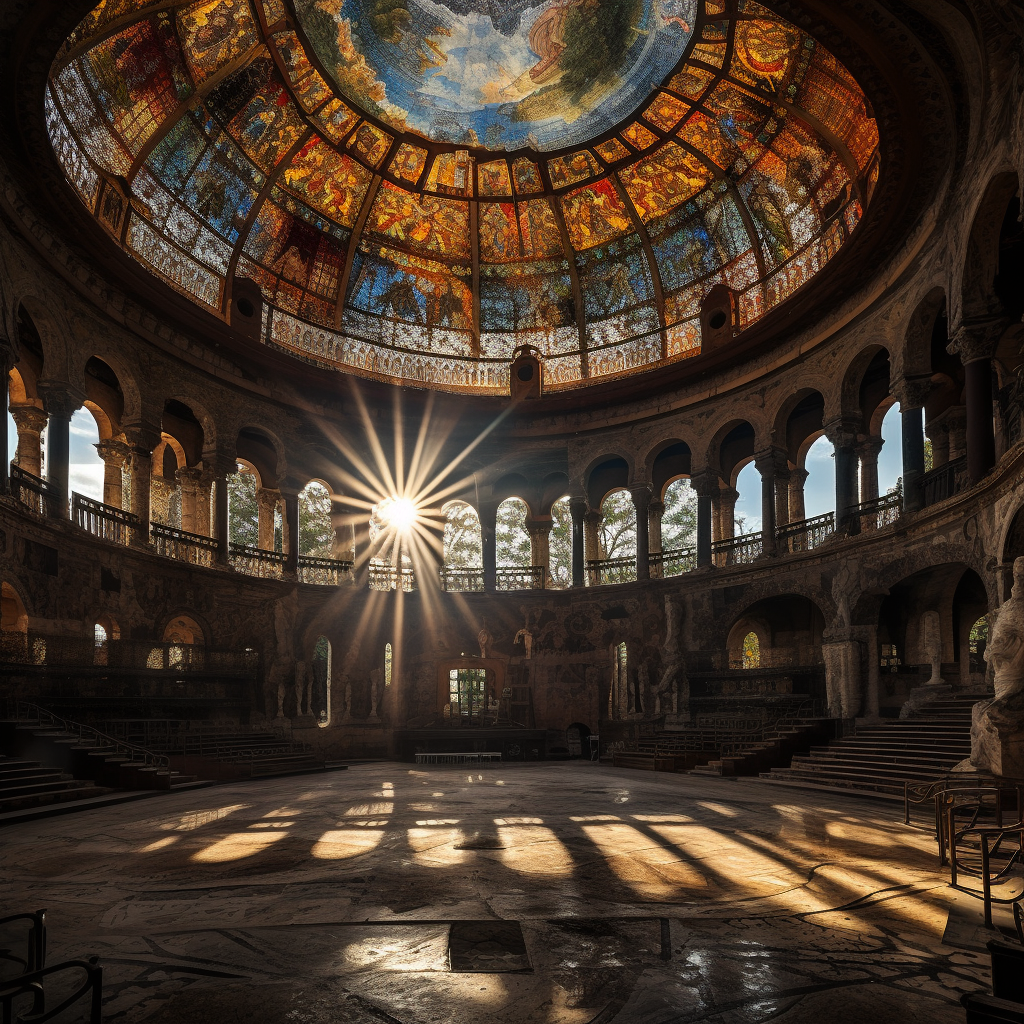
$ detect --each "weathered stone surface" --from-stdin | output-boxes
[971,693,1024,779]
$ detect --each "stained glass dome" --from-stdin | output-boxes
[47,0,880,394]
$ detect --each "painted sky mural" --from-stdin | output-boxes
[47,0,880,395]
[294,0,697,150]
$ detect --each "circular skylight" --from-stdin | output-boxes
[46,0,880,395]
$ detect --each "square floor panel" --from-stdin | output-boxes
[448,920,530,972]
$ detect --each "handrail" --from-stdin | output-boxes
[586,556,636,586]
[10,464,60,517]
[649,547,695,578]
[229,542,285,579]
[153,522,219,566]
[849,490,901,530]
[711,531,762,567]
[439,566,485,592]
[0,957,103,1023]
[777,512,835,553]
[369,562,416,591]
[922,455,968,508]
[947,803,1024,927]
[3,699,169,771]
[0,909,46,975]
[496,565,545,590]
[297,554,353,585]
[72,492,137,545]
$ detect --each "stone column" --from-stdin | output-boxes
[569,496,586,588]
[480,501,497,591]
[822,637,863,719]
[584,509,603,564]
[892,379,930,513]
[862,625,881,721]
[10,404,47,478]
[256,487,281,551]
[648,500,664,555]
[330,499,356,561]
[718,487,738,539]
[526,515,552,584]
[0,348,12,495]
[38,383,82,518]
[195,469,214,537]
[177,466,205,534]
[210,453,235,565]
[827,420,860,535]
[631,484,652,581]
[950,319,1007,485]
[755,449,784,557]
[95,439,129,508]
[789,468,808,523]
[123,426,160,545]
[857,437,884,522]
[925,417,949,469]
[691,471,714,568]
[282,489,299,578]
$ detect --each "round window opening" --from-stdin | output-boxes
[708,311,728,331]
[517,364,534,382]
[236,298,255,318]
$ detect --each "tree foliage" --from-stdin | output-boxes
[444,502,483,567]
[228,470,258,547]
[549,496,572,587]
[299,481,334,557]
[599,489,636,560]
[661,478,698,550]
[497,497,531,567]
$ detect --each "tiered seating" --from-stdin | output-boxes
[761,693,984,797]
[688,714,835,777]
[0,753,107,814]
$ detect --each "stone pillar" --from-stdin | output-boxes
[330,499,356,561]
[631,484,652,581]
[256,487,281,551]
[710,489,723,544]
[282,489,300,578]
[210,453,234,565]
[177,467,205,534]
[569,496,586,588]
[10,404,47,478]
[891,378,930,513]
[648,499,664,578]
[195,469,214,537]
[0,349,11,495]
[950,319,1007,485]
[526,515,552,584]
[718,487,737,539]
[858,437,883,505]
[946,406,968,461]
[123,426,160,545]
[480,501,497,591]
[755,449,785,557]
[95,439,129,509]
[149,474,176,527]
[861,625,881,721]
[39,384,82,519]
[692,472,714,568]
[822,637,863,719]
[774,465,791,529]
[789,467,808,523]
[827,421,860,535]
[584,509,603,564]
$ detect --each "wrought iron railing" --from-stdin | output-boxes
[712,531,763,567]
[922,455,969,507]
[439,566,485,592]
[153,522,219,565]
[72,492,138,545]
[777,512,835,553]
[0,957,103,1023]
[649,546,695,578]
[586,556,636,586]
[850,490,901,531]
[10,464,60,517]
[298,554,353,585]
[496,565,546,590]
[369,561,417,591]
[229,542,285,578]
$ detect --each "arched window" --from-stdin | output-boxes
[969,616,988,674]
[299,481,333,557]
[384,642,393,687]
[496,497,531,567]
[599,490,636,560]
[548,496,572,588]
[661,478,697,550]
[742,631,761,669]
[879,403,908,496]
[443,501,482,567]
[734,462,760,535]
[802,436,836,518]
[94,621,108,666]
[228,465,259,547]
[69,408,104,503]
[312,635,331,726]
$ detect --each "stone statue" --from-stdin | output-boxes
[652,596,688,717]
[920,610,943,685]
[514,625,533,659]
[369,667,381,720]
[477,628,492,659]
[343,678,353,722]
[970,557,1024,778]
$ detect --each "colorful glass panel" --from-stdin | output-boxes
[280,136,372,228]
[366,183,470,258]
[595,138,631,164]
[547,151,601,190]
[511,158,543,195]
[178,0,259,84]
[478,160,512,197]
[560,180,633,250]
[390,143,427,184]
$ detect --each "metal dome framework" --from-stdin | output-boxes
[46,0,880,394]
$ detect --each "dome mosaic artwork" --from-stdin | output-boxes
[47,0,880,394]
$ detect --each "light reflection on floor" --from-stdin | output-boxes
[0,763,990,1023]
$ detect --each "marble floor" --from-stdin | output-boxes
[0,763,993,1023]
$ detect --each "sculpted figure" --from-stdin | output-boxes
[477,628,492,659]
[652,596,689,716]
[514,625,533,659]
[970,557,1024,777]
[369,667,381,720]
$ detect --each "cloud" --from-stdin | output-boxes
[69,464,104,502]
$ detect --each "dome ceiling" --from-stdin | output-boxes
[46,0,879,395]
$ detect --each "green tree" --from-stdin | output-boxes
[661,478,698,550]
[443,502,483,567]
[599,489,636,560]
[496,497,531,567]
[228,469,258,547]
[549,496,572,587]
[299,481,334,557]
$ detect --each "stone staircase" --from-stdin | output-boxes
[0,753,108,813]
[689,716,836,777]
[759,693,985,797]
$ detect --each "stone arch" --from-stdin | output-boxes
[706,419,756,489]
[723,594,827,673]
[236,426,281,488]
[492,472,534,513]
[645,439,692,500]
[160,611,208,646]
[840,344,892,433]
[902,286,947,380]
[1,578,30,633]
[959,171,1021,323]
[15,296,71,381]
[774,389,826,468]
[83,352,139,427]
[585,457,630,510]
[538,472,570,516]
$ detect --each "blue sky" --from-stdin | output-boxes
[7,406,104,501]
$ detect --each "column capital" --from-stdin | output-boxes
[9,403,48,432]
[629,483,653,509]
[37,380,85,421]
[256,485,282,510]
[855,436,885,459]
[584,509,603,528]
[790,466,810,486]
[689,469,719,498]
[949,316,1011,364]
[754,446,789,478]
[568,495,588,518]
[824,418,859,450]
[526,514,552,535]
[890,376,932,410]
[207,449,239,478]
[718,486,739,504]
[95,438,130,467]
[648,500,665,516]
[121,423,162,454]
[176,465,204,487]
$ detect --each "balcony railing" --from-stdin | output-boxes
[496,565,546,591]
[439,566,485,592]
[850,490,901,531]
[777,512,835,554]
[712,531,763,567]
[369,562,417,591]
[153,523,219,566]
[229,543,285,579]
[922,455,968,507]
[587,556,636,586]
[297,555,353,586]
[10,464,60,517]
[72,492,138,545]
[650,546,696,578]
